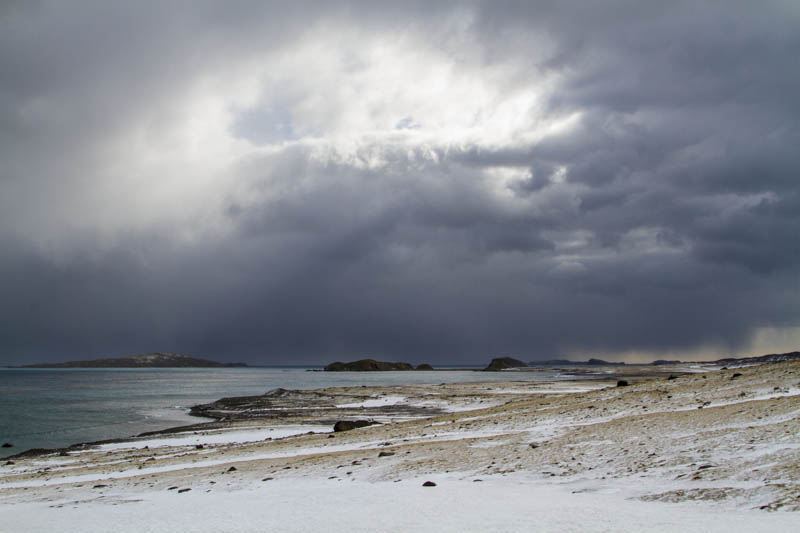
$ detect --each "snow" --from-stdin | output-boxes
[337,395,407,408]
[3,363,799,531]
[483,385,609,395]
[98,425,332,451]
[2,475,798,532]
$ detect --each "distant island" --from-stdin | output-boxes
[484,357,527,371]
[529,351,800,367]
[20,352,248,369]
[324,359,433,371]
[531,358,626,366]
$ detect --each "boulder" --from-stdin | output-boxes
[422,481,437,487]
[1,443,12,448]
[333,420,377,432]
[616,380,629,387]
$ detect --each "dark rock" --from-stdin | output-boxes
[92,484,108,489]
[529,443,539,449]
[58,450,70,457]
[416,363,434,371]
[4,461,14,465]
[483,357,527,371]
[262,477,273,481]
[195,444,204,449]
[616,380,629,387]
[178,488,191,493]
[324,359,415,371]
[732,373,743,379]
[378,451,395,457]
[667,375,679,380]
[422,481,437,487]
[227,466,237,472]
[167,486,178,490]
[1,443,13,448]
[333,420,377,432]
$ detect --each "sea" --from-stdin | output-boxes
[0,366,575,458]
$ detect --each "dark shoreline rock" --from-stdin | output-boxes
[333,420,378,432]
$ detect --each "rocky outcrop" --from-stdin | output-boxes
[416,363,434,370]
[324,359,415,371]
[333,420,377,432]
[483,357,527,371]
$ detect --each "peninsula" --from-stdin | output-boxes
[20,352,247,369]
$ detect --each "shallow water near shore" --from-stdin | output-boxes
[0,366,573,456]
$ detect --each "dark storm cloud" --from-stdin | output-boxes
[1,1,799,365]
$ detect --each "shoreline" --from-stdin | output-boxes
[2,362,798,531]
[2,365,691,460]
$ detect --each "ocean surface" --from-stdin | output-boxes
[0,367,574,457]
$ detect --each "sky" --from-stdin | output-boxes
[1,1,799,365]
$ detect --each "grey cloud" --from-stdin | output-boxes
[1,2,799,364]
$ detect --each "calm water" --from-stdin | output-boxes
[0,367,571,457]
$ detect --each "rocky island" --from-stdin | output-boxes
[20,352,247,368]
[483,357,527,371]
[323,359,432,371]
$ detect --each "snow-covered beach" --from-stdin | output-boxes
[2,361,799,532]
